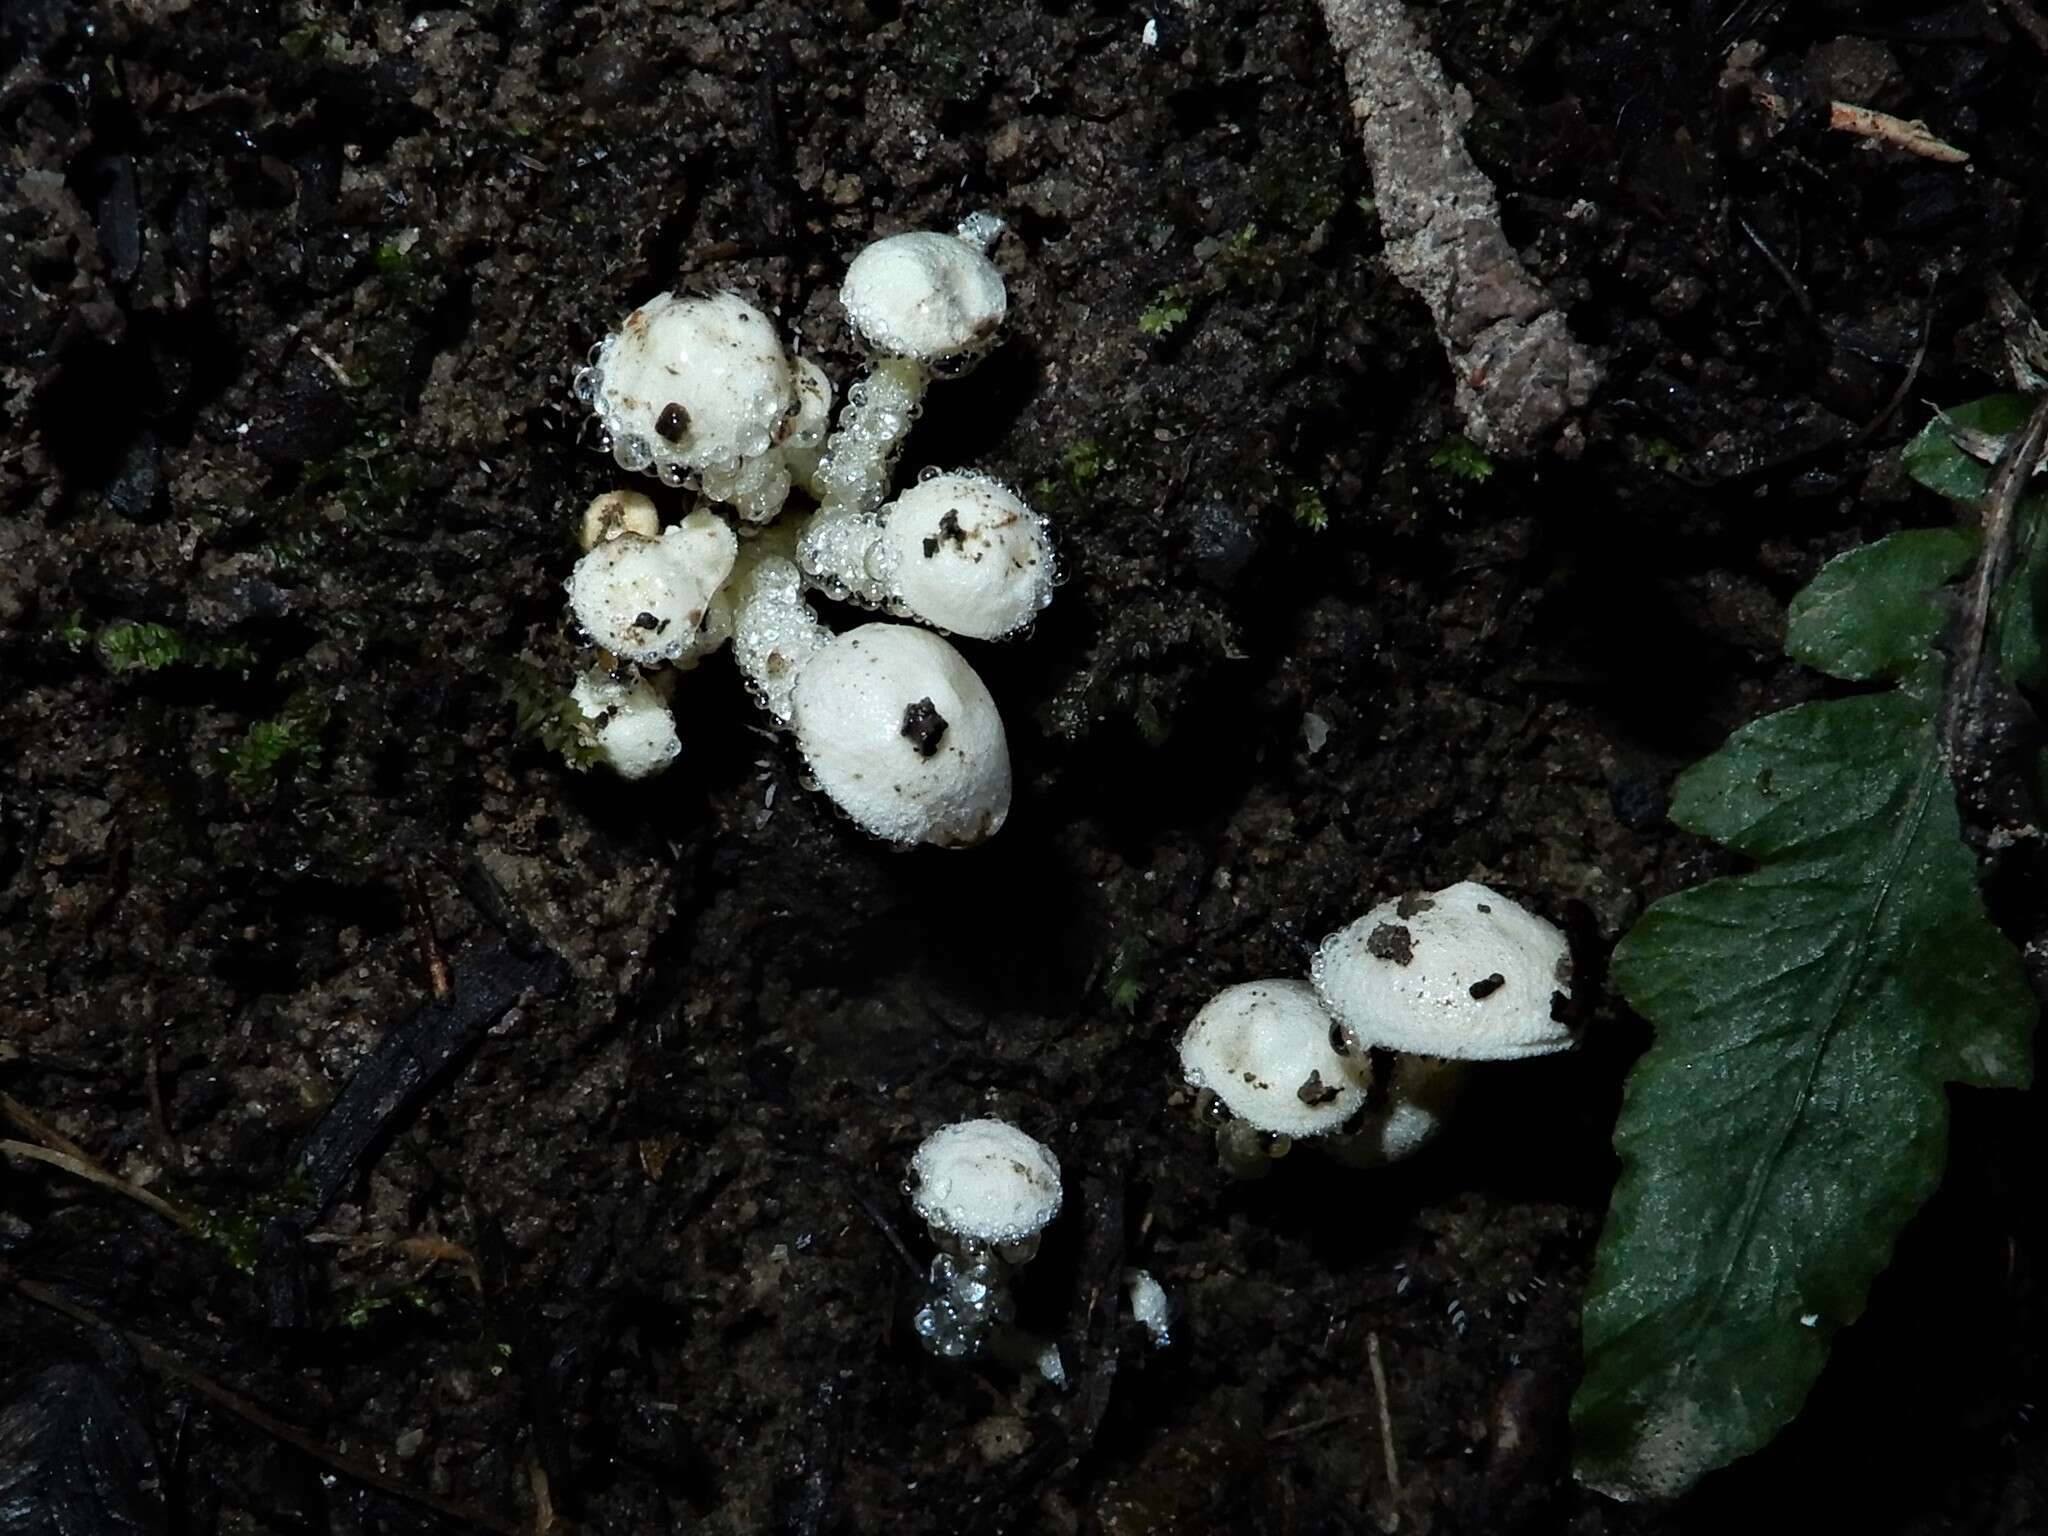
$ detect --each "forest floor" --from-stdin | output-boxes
[4,1,2047,1532]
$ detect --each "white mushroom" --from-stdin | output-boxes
[1123,1269,1173,1349]
[1178,979,1365,1140]
[799,471,1054,638]
[840,230,1008,365]
[1311,881,1574,1061]
[569,668,681,781]
[909,1118,1062,1252]
[808,217,1008,540]
[565,512,739,667]
[789,624,1010,848]
[574,292,796,500]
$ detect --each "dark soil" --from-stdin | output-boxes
[4,1,2047,1531]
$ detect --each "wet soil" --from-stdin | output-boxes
[4,1,2048,1531]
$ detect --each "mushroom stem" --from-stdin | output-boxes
[810,355,928,526]
[728,525,832,725]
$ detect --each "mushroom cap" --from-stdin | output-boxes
[841,232,1007,363]
[789,623,1011,847]
[1310,881,1575,1061]
[909,1118,1062,1247]
[1178,979,1365,1138]
[586,292,795,483]
[878,473,1054,640]
[565,514,738,667]
[579,489,660,550]
[570,669,681,780]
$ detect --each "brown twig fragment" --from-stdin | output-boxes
[1318,0,1602,457]
[1748,86,1969,164]
[404,862,453,1001]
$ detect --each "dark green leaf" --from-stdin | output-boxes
[1573,519,2038,1498]
[1783,528,1977,683]
[1902,393,2032,504]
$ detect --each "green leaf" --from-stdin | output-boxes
[1901,393,2031,505]
[1573,534,2037,1499]
[1784,528,1977,682]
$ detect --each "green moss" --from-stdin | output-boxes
[97,621,187,672]
[280,24,328,59]
[1138,290,1191,336]
[56,610,92,653]
[1429,435,1497,484]
[1633,435,1687,474]
[1291,485,1330,533]
[500,658,604,772]
[95,620,257,676]
[225,689,330,795]
[1105,935,1152,1015]
[1032,437,1118,515]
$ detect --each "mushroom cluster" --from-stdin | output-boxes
[561,218,1052,849]
[1180,881,1575,1174]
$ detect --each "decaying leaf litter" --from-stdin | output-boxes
[7,0,2048,1531]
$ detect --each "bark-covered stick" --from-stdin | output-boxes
[1320,0,1601,457]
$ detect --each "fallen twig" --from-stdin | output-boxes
[1748,86,1969,164]
[1942,390,2048,797]
[1267,1406,1371,1442]
[1368,1330,1401,1495]
[0,1140,197,1232]
[1318,0,1601,457]
[290,942,565,1226]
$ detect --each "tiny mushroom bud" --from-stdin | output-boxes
[909,1118,1063,1254]
[565,512,739,667]
[579,489,661,550]
[790,623,1011,847]
[570,667,681,781]
[1178,979,1366,1141]
[1123,1268,1173,1349]
[575,292,796,495]
[1311,881,1575,1061]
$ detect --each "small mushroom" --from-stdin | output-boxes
[575,292,796,500]
[807,217,1008,536]
[569,667,681,781]
[801,471,1055,638]
[789,624,1011,848]
[1178,979,1366,1146]
[908,1118,1062,1256]
[840,229,1007,367]
[565,512,738,667]
[1311,881,1574,1060]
